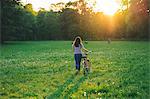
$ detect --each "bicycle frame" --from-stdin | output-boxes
[82,52,91,75]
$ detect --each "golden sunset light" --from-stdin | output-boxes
[2,0,149,98]
[93,0,121,15]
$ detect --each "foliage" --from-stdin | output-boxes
[1,0,149,43]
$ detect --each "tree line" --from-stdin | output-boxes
[1,0,149,43]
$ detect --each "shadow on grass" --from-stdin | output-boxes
[46,72,104,99]
[46,74,76,99]
[63,76,87,98]
[63,73,104,98]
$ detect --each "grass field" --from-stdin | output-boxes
[0,41,150,98]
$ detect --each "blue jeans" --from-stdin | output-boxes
[74,54,82,71]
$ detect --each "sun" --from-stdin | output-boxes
[93,0,120,15]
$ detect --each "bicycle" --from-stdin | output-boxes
[82,51,92,75]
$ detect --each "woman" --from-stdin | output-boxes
[72,36,89,74]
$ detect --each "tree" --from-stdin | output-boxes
[36,8,47,40]
[24,3,37,15]
[127,0,149,39]
[1,0,149,42]
[44,11,61,40]
[121,0,149,39]
[1,0,23,43]
[60,8,80,39]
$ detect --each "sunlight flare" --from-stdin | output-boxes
[93,0,120,15]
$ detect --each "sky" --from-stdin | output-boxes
[21,0,122,15]
[21,0,77,11]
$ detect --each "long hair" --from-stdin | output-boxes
[72,36,82,47]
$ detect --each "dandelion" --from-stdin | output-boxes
[98,92,101,95]
[65,61,68,64]
[84,92,86,96]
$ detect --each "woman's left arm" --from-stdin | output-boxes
[81,43,89,52]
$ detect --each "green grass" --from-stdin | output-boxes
[0,41,150,98]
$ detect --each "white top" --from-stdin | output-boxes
[73,44,84,54]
